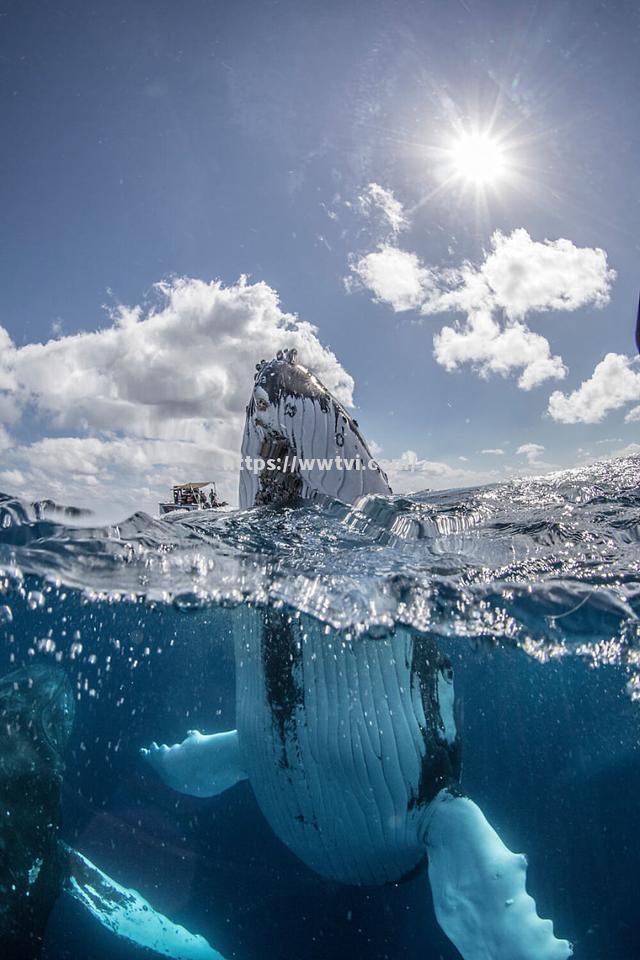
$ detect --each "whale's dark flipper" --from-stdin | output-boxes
[635,293,640,354]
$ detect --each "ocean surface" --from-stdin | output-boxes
[1,455,639,960]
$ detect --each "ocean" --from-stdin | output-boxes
[1,456,639,960]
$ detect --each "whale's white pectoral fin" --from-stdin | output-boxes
[425,790,572,960]
[64,846,225,959]
[141,729,247,798]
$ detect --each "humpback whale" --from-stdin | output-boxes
[144,352,573,960]
[0,665,73,957]
[0,665,222,960]
[239,349,391,507]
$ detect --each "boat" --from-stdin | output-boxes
[158,481,228,516]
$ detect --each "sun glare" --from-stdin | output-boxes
[449,132,507,186]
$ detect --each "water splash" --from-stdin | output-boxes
[1,457,639,688]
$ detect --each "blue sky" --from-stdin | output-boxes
[1,0,639,515]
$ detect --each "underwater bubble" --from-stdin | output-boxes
[626,674,640,701]
[0,567,25,595]
[36,637,56,653]
[27,590,45,610]
[0,605,13,624]
[173,591,209,613]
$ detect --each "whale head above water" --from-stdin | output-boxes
[239,349,392,508]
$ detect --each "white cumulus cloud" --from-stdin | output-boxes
[379,449,500,494]
[472,228,613,318]
[433,309,567,390]
[0,469,25,489]
[4,435,240,518]
[349,228,615,391]
[349,245,434,312]
[0,424,10,453]
[0,276,353,514]
[420,229,613,320]
[1,276,352,438]
[548,353,640,424]
[616,442,640,457]
[516,442,546,464]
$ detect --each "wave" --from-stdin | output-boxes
[1,457,639,664]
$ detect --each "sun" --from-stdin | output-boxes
[449,132,507,186]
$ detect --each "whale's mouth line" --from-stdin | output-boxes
[255,431,303,506]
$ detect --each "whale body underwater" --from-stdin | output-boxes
[0,664,223,960]
[143,351,573,960]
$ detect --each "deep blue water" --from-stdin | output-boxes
[1,457,639,960]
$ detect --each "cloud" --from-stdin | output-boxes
[615,442,640,457]
[1,277,352,439]
[379,444,566,495]
[349,245,433,312]
[433,310,567,390]
[468,229,613,318]
[0,276,353,514]
[358,183,408,235]
[0,328,21,425]
[516,442,546,464]
[0,469,26,489]
[419,229,614,320]
[548,353,640,424]
[379,449,500,493]
[349,228,615,390]
[3,435,240,518]
[481,448,504,455]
